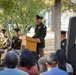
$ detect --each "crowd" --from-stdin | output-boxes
[0,48,73,75]
[38,49,73,75]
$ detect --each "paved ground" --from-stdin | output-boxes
[44,39,54,55]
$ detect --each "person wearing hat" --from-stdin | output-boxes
[0,51,29,75]
[0,29,11,62]
[61,31,67,52]
[1,29,6,37]
[33,15,47,61]
[40,53,68,75]
[0,29,11,49]
[11,28,22,51]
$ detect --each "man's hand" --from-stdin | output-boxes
[36,39,41,43]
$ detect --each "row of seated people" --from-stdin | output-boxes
[0,49,73,75]
[0,49,38,75]
[38,49,73,75]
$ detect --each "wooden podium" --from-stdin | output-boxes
[20,36,37,52]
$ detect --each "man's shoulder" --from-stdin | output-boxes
[0,70,6,75]
[40,23,46,28]
[0,69,29,75]
[62,39,67,42]
[58,69,68,75]
[12,36,16,38]
[40,71,49,75]
[41,24,46,29]
[40,69,68,75]
[0,70,4,73]
[12,36,18,40]
[18,69,29,75]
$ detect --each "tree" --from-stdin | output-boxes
[0,0,49,39]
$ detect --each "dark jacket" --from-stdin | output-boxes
[33,22,47,48]
[61,39,67,52]
[11,36,22,50]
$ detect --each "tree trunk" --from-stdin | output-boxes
[53,0,61,51]
[4,19,11,41]
[51,6,54,31]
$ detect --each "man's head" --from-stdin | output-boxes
[4,51,18,68]
[14,28,21,37]
[61,31,67,41]
[46,53,58,69]
[1,29,6,37]
[36,15,43,24]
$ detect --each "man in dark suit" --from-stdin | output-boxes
[61,31,67,52]
[11,28,22,50]
[33,15,47,60]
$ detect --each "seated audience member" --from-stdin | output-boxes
[56,49,73,74]
[19,49,38,75]
[38,57,47,73]
[40,53,68,75]
[11,28,22,55]
[0,51,28,75]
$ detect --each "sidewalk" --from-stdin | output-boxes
[45,39,54,55]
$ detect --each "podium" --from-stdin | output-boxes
[20,36,37,52]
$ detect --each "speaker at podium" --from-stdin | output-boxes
[19,36,37,52]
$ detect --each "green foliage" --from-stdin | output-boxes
[1,0,76,39]
[61,0,76,13]
[0,0,50,38]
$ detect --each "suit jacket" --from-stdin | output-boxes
[61,39,67,52]
[11,36,22,50]
[33,22,47,48]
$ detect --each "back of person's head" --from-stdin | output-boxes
[20,49,35,70]
[38,57,47,72]
[46,53,58,67]
[56,49,66,71]
[4,51,18,68]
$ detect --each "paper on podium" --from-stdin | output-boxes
[19,36,26,40]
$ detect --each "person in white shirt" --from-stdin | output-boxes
[56,49,73,74]
[40,53,69,75]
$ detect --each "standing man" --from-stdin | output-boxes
[61,31,67,52]
[11,28,22,51]
[33,15,47,60]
